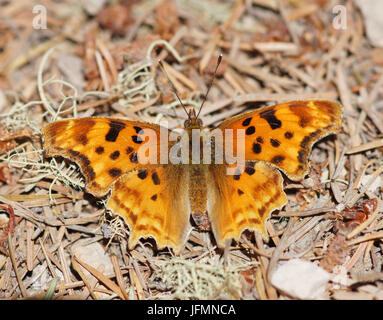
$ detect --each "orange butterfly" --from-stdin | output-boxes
[42,98,342,253]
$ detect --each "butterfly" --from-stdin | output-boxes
[42,99,342,253]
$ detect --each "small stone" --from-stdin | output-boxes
[81,0,106,16]
[355,0,383,47]
[72,242,114,279]
[271,258,330,299]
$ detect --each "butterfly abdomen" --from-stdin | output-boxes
[188,164,210,230]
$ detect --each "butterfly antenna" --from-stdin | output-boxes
[196,54,222,119]
[158,60,190,120]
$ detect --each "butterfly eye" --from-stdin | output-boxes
[184,119,190,128]
[197,119,203,126]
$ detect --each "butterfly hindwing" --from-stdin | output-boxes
[107,165,191,252]
[206,162,286,247]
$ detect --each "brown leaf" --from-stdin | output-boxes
[333,198,378,234]
[320,234,349,272]
[0,164,11,184]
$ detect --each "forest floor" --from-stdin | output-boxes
[0,0,383,300]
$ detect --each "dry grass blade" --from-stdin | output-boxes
[347,232,383,247]
[26,221,34,271]
[255,267,267,300]
[71,255,98,300]
[7,232,27,297]
[111,255,129,300]
[346,139,383,155]
[267,218,295,282]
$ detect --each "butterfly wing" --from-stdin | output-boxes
[217,100,342,180]
[207,162,286,247]
[43,118,190,252]
[206,100,342,247]
[107,165,191,252]
[42,117,168,197]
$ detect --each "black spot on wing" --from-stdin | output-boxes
[137,169,147,180]
[245,167,255,175]
[152,172,160,185]
[245,126,256,135]
[310,129,322,139]
[242,117,252,126]
[270,138,280,147]
[95,146,104,154]
[106,121,126,142]
[89,181,101,190]
[109,168,122,178]
[233,173,241,180]
[271,155,285,165]
[132,135,143,144]
[247,161,255,168]
[288,104,313,128]
[252,143,262,154]
[260,108,282,130]
[133,126,144,134]
[130,152,138,163]
[110,150,120,160]
[285,131,293,139]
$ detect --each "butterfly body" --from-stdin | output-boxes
[42,100,342,252]
[164,111,212,231]
[187,164,209,229]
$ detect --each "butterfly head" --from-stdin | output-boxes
[184,108,203,128]
[159,55,222,130]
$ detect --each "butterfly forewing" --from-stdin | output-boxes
[42,117,169,197]
[216,100,343,180]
